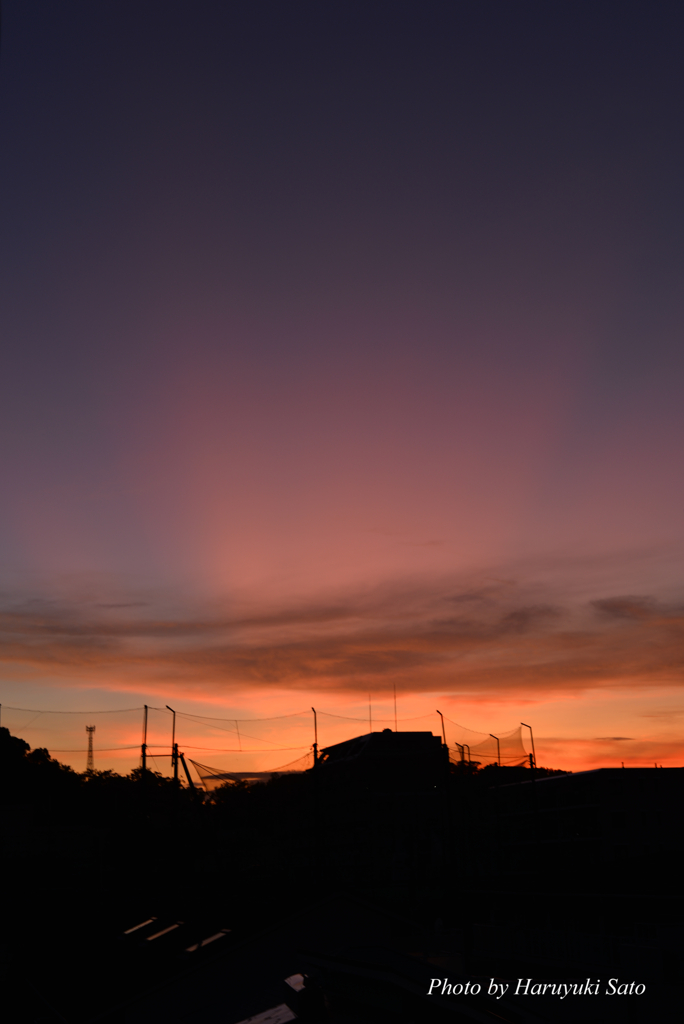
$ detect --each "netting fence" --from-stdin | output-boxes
[0,703,531,784]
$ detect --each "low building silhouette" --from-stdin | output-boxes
[318,728,447,787]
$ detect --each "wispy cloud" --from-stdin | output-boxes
[1,568,684,699]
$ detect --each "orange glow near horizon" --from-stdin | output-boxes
[2,554,684,775]
[2,678,682,777]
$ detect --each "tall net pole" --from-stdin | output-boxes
[86,725,95,772]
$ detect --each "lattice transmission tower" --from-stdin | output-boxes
[86,725,95,772]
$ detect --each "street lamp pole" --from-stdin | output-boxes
[312,707,318,766]
[521,722,536,768]
[141,705,148,772]
[167,705,177,781]
[436,710,447,748]
[490,733,500,766]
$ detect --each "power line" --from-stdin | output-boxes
[2,701,523,745]
[48,745,141,752]
[172,709,311,722]
[1,705,143,714]
[181,745,310,752]
[167,715,288,747]
[318,711,435,722]
[1,704,462,727]
[46,743,310,753]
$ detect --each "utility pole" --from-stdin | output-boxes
[490,733,500,766]
[368,694,372,733]
[141,705,148,772]
[167,706,177,780]
[311,707,318,765]
[521,722,536,768]
[86,725,95,772]
[393,683,397,732]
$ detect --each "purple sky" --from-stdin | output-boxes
[1,1,684,770]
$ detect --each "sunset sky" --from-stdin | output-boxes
[1,1,684,774]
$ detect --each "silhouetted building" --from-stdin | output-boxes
[318,729,447,789]
[310,731,450,887]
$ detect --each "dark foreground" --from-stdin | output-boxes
[1,727,681,1022]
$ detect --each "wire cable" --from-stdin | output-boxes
[318,710,435,722]
[173,709,311,722]
[47,745,142,752]
[1,705,143,714]
[166,715,286,747]
[181,745,309,752]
